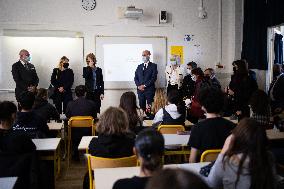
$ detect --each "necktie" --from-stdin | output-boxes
[143,64,147,70]
[24,63,29,69]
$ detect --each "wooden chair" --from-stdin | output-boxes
[157,125,185,134]
[87,155,137,189]
[67,116,95,167]
[200,149,222,162]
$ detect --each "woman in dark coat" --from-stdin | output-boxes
[50,56,74,114]
[83,53,104,116]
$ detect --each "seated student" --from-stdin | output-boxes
[83,107,135,189]
[206,118,278,189]
[12,91,50,138]
[145,88,167,120]
[113,129,164,189]
[249,89,271,128]
[65,85,97,160]
[0,101,40,189]
[188,87,235,163]
[33,88,60,122]
[0,101,36,153]
[152,90,185,127]
[119,91,144,134]
[65,85,97,119]
[146,168,209,189]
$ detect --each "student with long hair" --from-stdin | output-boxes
[83,107,135,189]
[113,129,164,189]
[152,90,185,127]
[152,88,167,115]
[119,91,144,133]
[206,118,277,189]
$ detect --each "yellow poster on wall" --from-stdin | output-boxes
[170,46,184,64]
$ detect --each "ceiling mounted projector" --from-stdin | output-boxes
[124,6,143,19]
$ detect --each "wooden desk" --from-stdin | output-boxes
[94,162,209,189]
[221,117,238,124]
[0,177,17,189]
[78,134,190,151]
[143,120,194,127]
[47,121,63,131]
[32,138,61,180]
[266,129,284,140]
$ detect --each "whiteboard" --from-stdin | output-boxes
[95,36,167,89]
[0,36,84,90]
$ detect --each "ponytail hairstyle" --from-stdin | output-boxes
[0,101,17,129]
[135,129,164,173]
[167,90,185,115]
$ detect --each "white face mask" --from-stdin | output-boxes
[170,60,177,65]
[191,75,197,81]
[142,56,149,63]
[187,69,192,75]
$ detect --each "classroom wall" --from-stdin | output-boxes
[0,0,243,84]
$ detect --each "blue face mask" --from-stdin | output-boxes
[170,60,177,65]
[142,56,149,63]
[25,56,31,62]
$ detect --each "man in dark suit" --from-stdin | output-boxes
[134,50,158,111]
[11,49,39,102]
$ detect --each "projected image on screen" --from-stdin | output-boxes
[103,44,153,81]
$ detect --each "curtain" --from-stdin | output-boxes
[241,0,284,70]
[274,33,283,64]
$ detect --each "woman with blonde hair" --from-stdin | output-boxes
[83,53,104,117]
[51,56,74,114]
[152,88,167,115]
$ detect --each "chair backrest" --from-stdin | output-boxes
[200,149,222,162]
[68,116,95,135]
[157,125,185,134]
[87,155,137,189]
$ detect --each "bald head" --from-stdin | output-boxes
[142,50,151,56]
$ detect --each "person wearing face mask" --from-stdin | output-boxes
[165,55,184,94]
[83,53,104,117]
[12,49,39,104]
[204,68,221,89]
[51,56,74,114]
[181,61,197,99]
[134,50,158,111]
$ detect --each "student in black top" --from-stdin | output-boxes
[65,85,97,160]
[33,88,60,122]
[65,85,97,119]
[83,53,104,115]
[83,107,135,189]
[11,49,39,102]
[12,91,50,138]
[188,87,235,163]
[113,129,164,189]
[0,101,36,153]
[51,56,74,114]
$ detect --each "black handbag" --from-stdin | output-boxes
[48,84,55,99]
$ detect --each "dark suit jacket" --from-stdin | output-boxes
[134,62,158,92]
[83,66,104,95]
[269,74,284,109]
[51,68,74,92]
[11,61,39,100]
[65,97,97,118]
